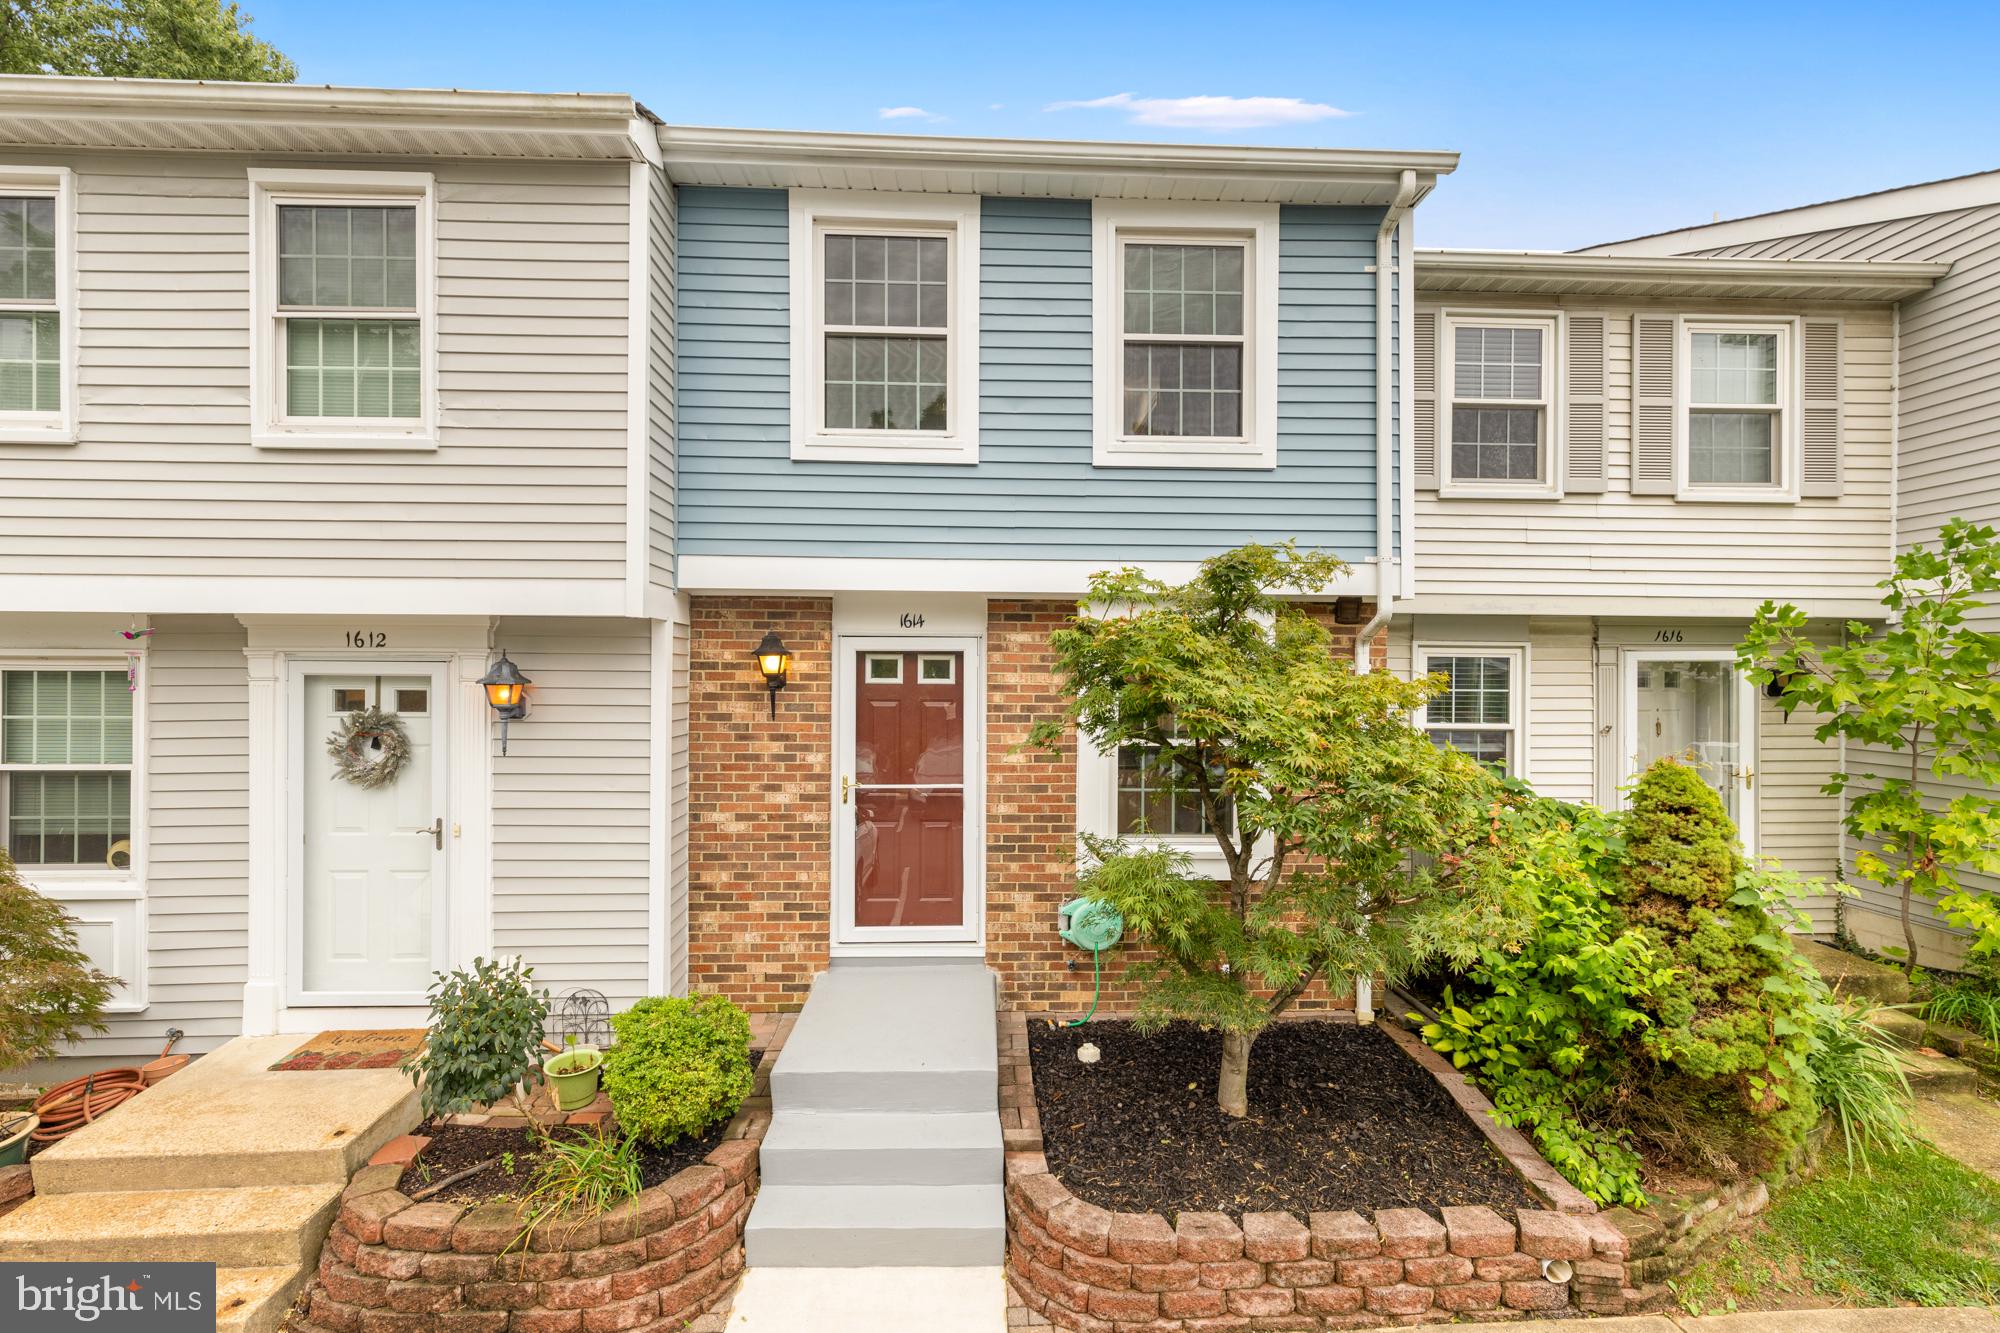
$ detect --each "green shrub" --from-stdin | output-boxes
[511,1128,642,1252]
[1921,957,2000,1049]
[603,994,753,1145]
[0,850,114,1069]
[401,956,550,1118]
[1806,995,1915,1171]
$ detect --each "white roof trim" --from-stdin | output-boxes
[658,125,1456,205]
[1577,168,2000,257]
[0,75,653,161]
[1416,248,1948,302]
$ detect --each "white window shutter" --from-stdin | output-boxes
[1631,314,1678,495]
[1565,313,1607,494]
[1593,653,1621,809]
[1413,309,1438,490]
[1800,319,1843,498]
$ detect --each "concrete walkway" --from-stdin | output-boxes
[722,1264,1005,1332]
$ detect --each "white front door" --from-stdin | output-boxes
[295,667,448,1004]
[1623,650,1757,850]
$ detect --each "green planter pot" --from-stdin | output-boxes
[0,1113,37,1167]
[543,1047,604,1113]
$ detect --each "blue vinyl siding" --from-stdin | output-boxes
[676,187,1384,561]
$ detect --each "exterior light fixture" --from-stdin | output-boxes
[478,650,531,755]
[1332,596,1365,626]
[754,631,792,719]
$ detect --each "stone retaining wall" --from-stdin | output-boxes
[295,1123,762,1333]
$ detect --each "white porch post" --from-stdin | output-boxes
[241,649,283,1036]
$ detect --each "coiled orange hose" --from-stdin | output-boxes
[30,1068,146,1143]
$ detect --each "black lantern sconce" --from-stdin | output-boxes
[479,650,531,755]
[1331,596,1365,626]
[754,631,792,719]
[1764,669,1801,702]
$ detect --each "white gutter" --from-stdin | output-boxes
[1351,168,1417,1028]
[1355,169,1419,679]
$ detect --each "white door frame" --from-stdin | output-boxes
[286,659,452,1007]
[1619,646,1758,852]
[830,633,985,955]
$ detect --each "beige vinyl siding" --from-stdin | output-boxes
[647,166,677,591]
[0,154,631,584]
[490,617,653,1005]
[1412,296,1894,611]
[1693,207,2000,963]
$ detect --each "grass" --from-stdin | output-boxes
[1670,1144,2000,1313]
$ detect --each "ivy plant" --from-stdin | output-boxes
[401,955,550,1119]
[1740,517,2000,972]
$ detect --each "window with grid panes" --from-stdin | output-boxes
[278,204,421,419]
[0,194,60,414]
[1,670,132,867]
[1689,328,1782,486]
[1450,323,1548,483]
[1422,654,1517,774]
[1115,742,1230,838]
[1120,241,1246,439]
[821,232,949,433]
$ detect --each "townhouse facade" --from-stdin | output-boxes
[0,74,1985,1079]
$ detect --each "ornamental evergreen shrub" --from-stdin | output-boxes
[0,849,114,1069]
[603,994,753,1145]
[401,956,550,1118]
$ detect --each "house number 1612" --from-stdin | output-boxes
[345,630,389,648]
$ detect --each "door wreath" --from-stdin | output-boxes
[326,706,412,789]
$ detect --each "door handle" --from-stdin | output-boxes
[841,776,851,805]
[413,818,444,850]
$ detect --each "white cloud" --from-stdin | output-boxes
[878,106,943,122]
[1043,92,1352,131]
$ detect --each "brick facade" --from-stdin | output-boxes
[685,593,1385,1014]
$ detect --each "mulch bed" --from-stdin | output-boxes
[1029,1019,1542,1220]
[396,1116,736,1204]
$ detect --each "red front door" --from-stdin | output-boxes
[852,650,965,929]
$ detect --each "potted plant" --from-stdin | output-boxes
[0,1110,36,1166]
[543,1041,605,1113]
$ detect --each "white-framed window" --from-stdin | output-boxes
[1076,737,1242,880]
[1416,646,1526,777]
[0,666,135,872]
[1441,311,1561,497]
[1679,318,1796,499]
[0,166,75,444]
[788,189,981,465]
[1092,200,1279,469]
[248,168,436,451]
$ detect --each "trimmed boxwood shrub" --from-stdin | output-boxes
[604,994,754,1145]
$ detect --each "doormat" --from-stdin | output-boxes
[270,1029,427,1072]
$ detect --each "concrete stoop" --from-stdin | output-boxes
[0,1034,421,1333]
[745,960,1006,1268]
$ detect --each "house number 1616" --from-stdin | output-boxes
[1652,629,1684,642]
[345,630,388,648]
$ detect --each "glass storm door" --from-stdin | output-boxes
[837,645,976,943]
[1626,652,1755,847]
[296,669,448,1003]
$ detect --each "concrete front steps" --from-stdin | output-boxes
[0,1034,420,1333]
[745,960,1005,1268]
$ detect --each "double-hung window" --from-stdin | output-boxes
[1418,649,1523,776]
[1,669,133,870]
[1115,741,1227,839]
[1094,201,1278,469]
[250,170,434,449]
[1686,323,1787,492]
[0,167,73,443]
[1442,312,1559,495]
[789,191,980,464]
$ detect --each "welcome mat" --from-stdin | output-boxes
[270,1029,426,1072]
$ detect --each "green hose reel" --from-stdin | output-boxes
[1058,897,1123,1027]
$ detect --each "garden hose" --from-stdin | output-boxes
[1066,945,1103,1027]
[31,1068,146,1143]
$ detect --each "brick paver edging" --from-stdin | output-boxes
[999,1011,1633,1329]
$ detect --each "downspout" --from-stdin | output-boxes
[1352,168,1418,1024]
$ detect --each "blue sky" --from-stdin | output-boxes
[254,0,2000,250]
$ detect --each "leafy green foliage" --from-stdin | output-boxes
[509,1128,642,1253]
[1803,996,1915,1171]
[1419,800,1662,1206]
[603,994,753,1146]
[400,956,550,1119]
[0,848,113,1069]
[1032,543,1530,1115]
[1741,518,2000,970]
[1920,957,2000,1049]
[1,0,296,80]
